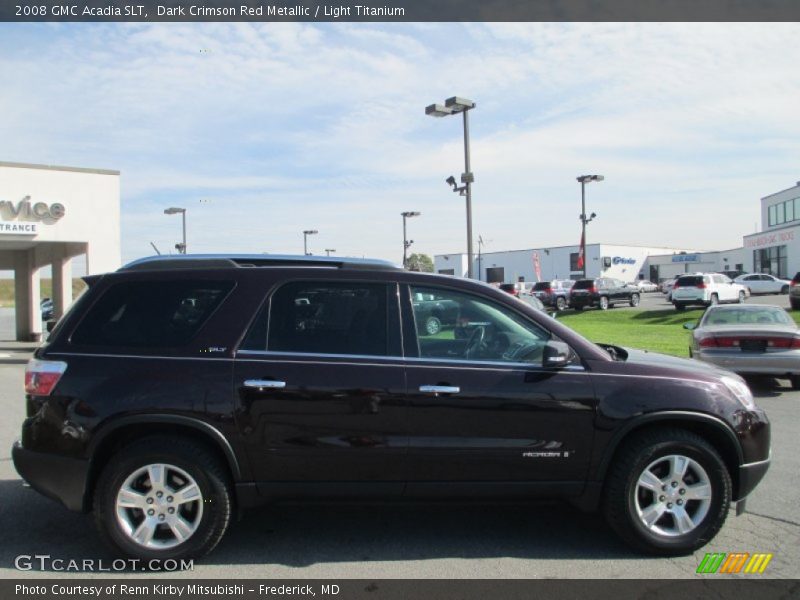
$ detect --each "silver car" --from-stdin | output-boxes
[685,304,800,389]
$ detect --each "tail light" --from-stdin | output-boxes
[24,359,67,396]
[695,283,706,289]
[673,282,680,288]
[699,336,800,349]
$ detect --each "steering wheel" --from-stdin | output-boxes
[464,325,488,360]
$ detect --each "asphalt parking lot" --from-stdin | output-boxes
[0,304,797,579]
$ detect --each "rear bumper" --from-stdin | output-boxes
[695,350,800,376]
[12,440,89,512]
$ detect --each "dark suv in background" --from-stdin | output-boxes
[532,279,574,311]
[13,255,769,561]
[570,277,640,310]
[790,272,800,310]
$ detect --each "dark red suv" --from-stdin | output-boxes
[13,255,769,561]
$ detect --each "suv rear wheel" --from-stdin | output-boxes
[556,296,567,311]
[93,436,232,561]
[709,294,719,306]
[425,316,442,335]
[790,297,800,310]
[599,296,610,310]
[603,428,730,555]
[630,293,640,308]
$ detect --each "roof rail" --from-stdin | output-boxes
[119,254,401,272]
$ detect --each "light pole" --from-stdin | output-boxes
[401,211,421,268]
[325,248,336,256]
[426,96,476,278]
[164,207,187,254]
[303,229,318,255]
[576,175,603,278]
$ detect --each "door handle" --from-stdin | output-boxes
[244,379,287,389]
[419,385,460,395]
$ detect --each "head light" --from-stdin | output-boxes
[721,376,755,410]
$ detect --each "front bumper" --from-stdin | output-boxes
[12,440,89,512]
[737,455,770,502]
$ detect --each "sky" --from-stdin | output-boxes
[1,22,799,265]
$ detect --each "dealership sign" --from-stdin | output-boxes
[0,196,65,235]
[672,254,699,263]
[612,256,636,265]
[745,231,794,248]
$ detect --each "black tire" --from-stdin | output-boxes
[791,297,800,311]
[555,296,567,311]
[425,316,442,336]
[93,436,232,562]
[781,285,790,295]
[790,375,800,390]
[630,293,640,308]
[603,428,731,556]
[709,294,719,306]
[599,296,610,310]
[674,303,686,312]
[738,291,746,304]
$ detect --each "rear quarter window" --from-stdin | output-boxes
[70,280,234,348]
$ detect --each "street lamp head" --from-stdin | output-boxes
[444,96,476,112]
[164,207,186,215]
[425,103,453,117]
[577,174,604,183]
[402,211,421,218]
[303,229,318,235]
[446,175,457,189]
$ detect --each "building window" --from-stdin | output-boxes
[786,200,795,222]
[768,197,800,228]
[776,202,785,224]
[769,205,776,226]
[753,245,788,278]
[485,267,505,284]
[569,252,581,272]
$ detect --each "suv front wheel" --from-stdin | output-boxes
[93,436,232,561]
[603,428,730,555]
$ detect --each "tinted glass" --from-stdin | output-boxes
[572,279,595,290]
[701,306,794,327]
[267,282,388,356]
[410,286,550,363]
[533,282,551,291]
[677,276,705,286]
[71,280,233,348]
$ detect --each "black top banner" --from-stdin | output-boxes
[2,0,800,22]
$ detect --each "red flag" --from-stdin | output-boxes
[577,232,585,269]
[533,251,542,281]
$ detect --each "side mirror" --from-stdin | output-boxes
[543,341,573,368]
[683,322,696,330]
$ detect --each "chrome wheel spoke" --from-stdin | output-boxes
[147,464,166,489]
[638,470,663,492]
[685,482,712,501]
[117,486,148,509]
[673,507,696,534]
[669,455,689,482]
[174,483,201,505]
[641,503,666,527]
[132,518,157,546]
[169,517,194,543]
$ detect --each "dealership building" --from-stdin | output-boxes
[435,180,800,285]
[0,162,121,341]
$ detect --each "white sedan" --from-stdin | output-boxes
[734,273,792,295]
[633,280,659,293]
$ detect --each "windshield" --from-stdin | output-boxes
[572,280,595,290]
[533,282,551,291]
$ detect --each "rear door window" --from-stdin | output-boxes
[265,281,389,357]
[71,280,234,348]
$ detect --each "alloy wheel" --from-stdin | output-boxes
[634,454,712,538]
[115,463,204,550]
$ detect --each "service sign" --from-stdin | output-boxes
[0,196,65,235]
